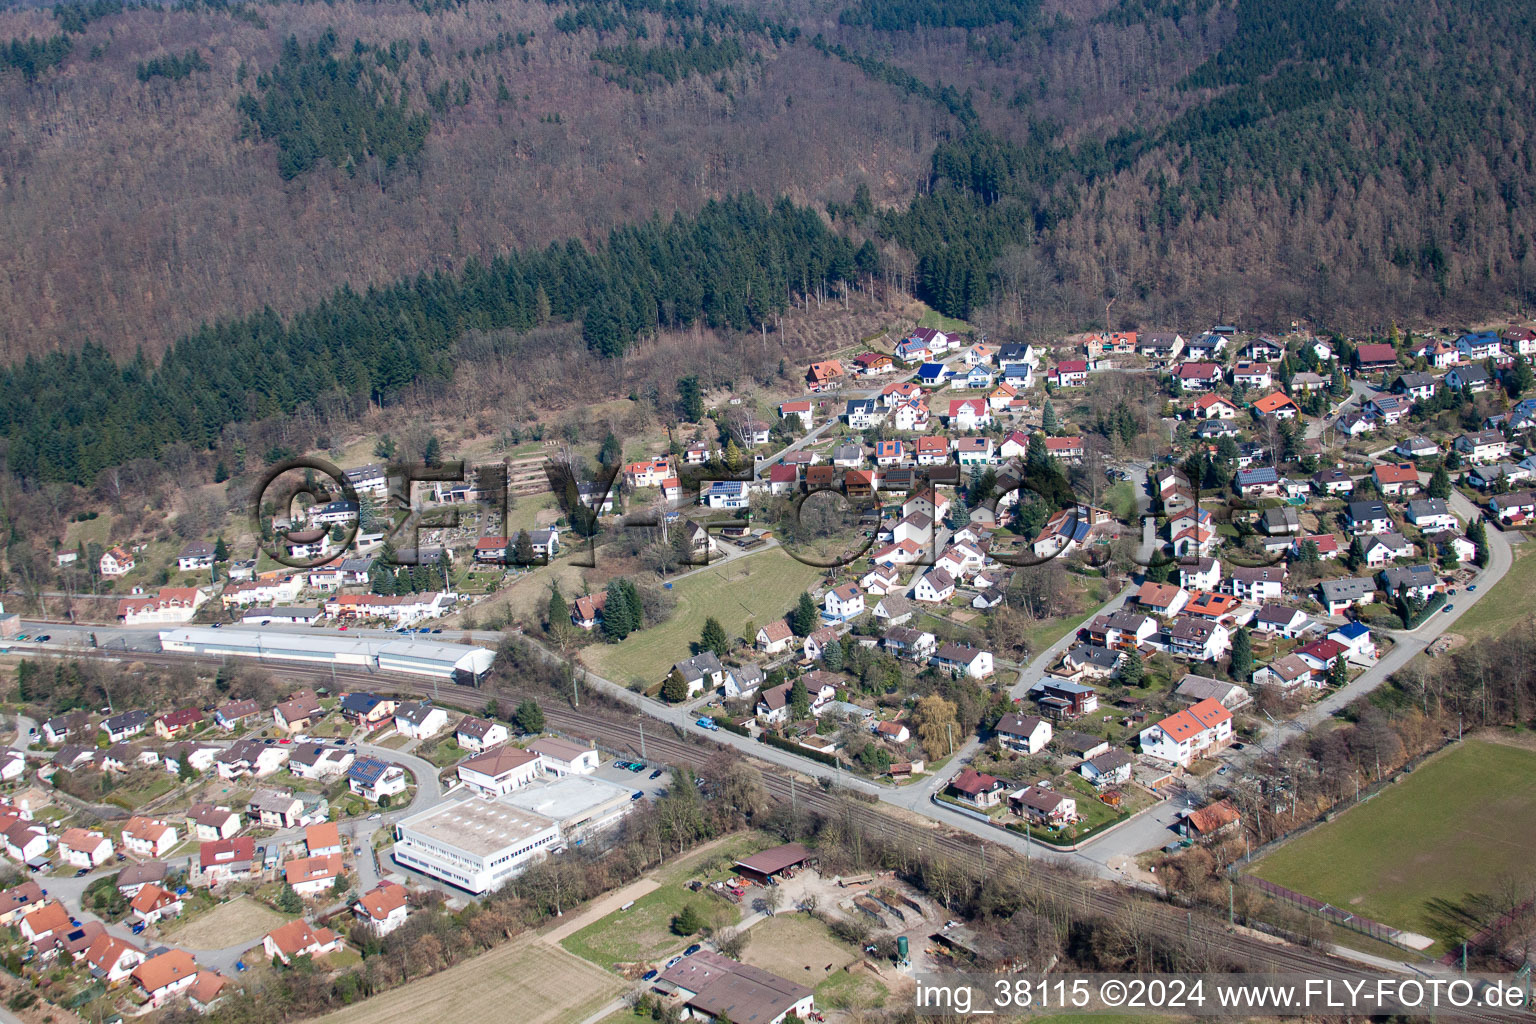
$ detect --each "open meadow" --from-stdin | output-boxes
[1249,739,1536,950]
[579,547,822,686]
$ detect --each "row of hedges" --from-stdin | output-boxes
[760,731,840,768]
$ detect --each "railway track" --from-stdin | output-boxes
[62,647,1368,977]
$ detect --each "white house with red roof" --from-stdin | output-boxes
[946,398,991,430]
[1175,363,1223,392]
[117,587,206,626]
[822,584,865,622]
[1050,360,1089,387]
[1191,393,1240,419]
[778,400,813,429]
[1045,435,1085,460]
[622,457,673,489]
[1137,698,1233,767]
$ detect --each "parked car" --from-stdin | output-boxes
[1442,603,1455,613]
[695,717,720,732]
[1468,584,1478,591]
[642,970,658,981]
[74,868,89,877]
[649,769,664,779]
[35,635,49,642]
[684,944,701,956]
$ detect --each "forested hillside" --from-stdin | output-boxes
[3,0,1536,487]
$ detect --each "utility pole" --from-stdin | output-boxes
[639,721,646,760]
[1228,878,1235,928]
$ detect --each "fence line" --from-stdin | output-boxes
[1242,875,1411,948]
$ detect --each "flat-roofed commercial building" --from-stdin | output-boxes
[499,775,634,844]
[391,795,559,894]
[158,628,495,684]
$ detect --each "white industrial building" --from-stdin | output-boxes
[157,627,496,684]
[391,795,561,894]
[391,775,636,893]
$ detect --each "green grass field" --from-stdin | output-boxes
[579,547,822,686]
[916,305,976,335]
[1250,740,1536,949]
[1450,544,1536,639]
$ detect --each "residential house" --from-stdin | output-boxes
[1078,749,1134,789]
[393,701,449,740]
[1236,466,1281,498]
[42,711,89,746]
[1191,393,1240,418]
[1137,698,1233,766]
[58,828,113,868]
[1045,435,1085,460]
[286,743,354,780]
[154,708,203,740]
[1173,674,1251,710]
[1446,364,1495,393]
[130,884,183,925]
[1311,468,1355,495]
[347,758,408,803]
[1319,577,1376,616]
[1353,343,1398,372]
[1232,361,1273,389]
[199,837,256,883]
[185,804,241,842]
[121,818,178,859]
[930,643,994,679]
[823,584,865,622]
[263,919,342,965]
[1396,436,1441,459]
[882,627,936,661]
[353,882,411,936]
[84,933,146,986]
[670,652,726,698]
[1027,677,1099,720]
[1160,616,1231,662]
[455,717,509,753]
[1226,565,1287,602]
[272,690,324,733]
[132,949,200,1008]
[213,700,261,731]
[1178,557,1221,591]
[248,789,305,829]
[1328,621,1378,661]
[1380,564,1439,603]
[526,738,599,776]
[285,854,345,898]
[1406,498,1457,532]
[1252,604,1308,637]
[1455,429,1510,463]
[1135,581,1190,618]
[1394,372,1438,400]
[1252,392,1300,420]
[1372,462,1421,496]
[949,769,1005,809]
[102,710,150,743]
[913,568,956,603]
[100,546,135,577]
[723,663,765,699]
[756,620,795,654]
[1175,362,1223,391]
[1009,786,1078,826]
[457,746,544,796]
[571,592,607,631]
[994,713,1052,754]
[1346,500,1393,535]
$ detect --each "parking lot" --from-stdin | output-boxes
[593,757,674,801]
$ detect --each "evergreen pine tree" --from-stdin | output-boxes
[789,677,810,719]
[1427,466,1452,499]
[700,617,729,657]
[1118,650,1145,687]
[822,638,843,671]
[1230,628,1253,680]
[602,579,636,641]
[662,668,690,703]
[791,592,819,636]
[514,530,536,563]
[513,699,545,733]
[213,536,229,561]
[1041,400,1058,435]
[547,586,569,628]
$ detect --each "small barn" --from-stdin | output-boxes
[732,842,815,886]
